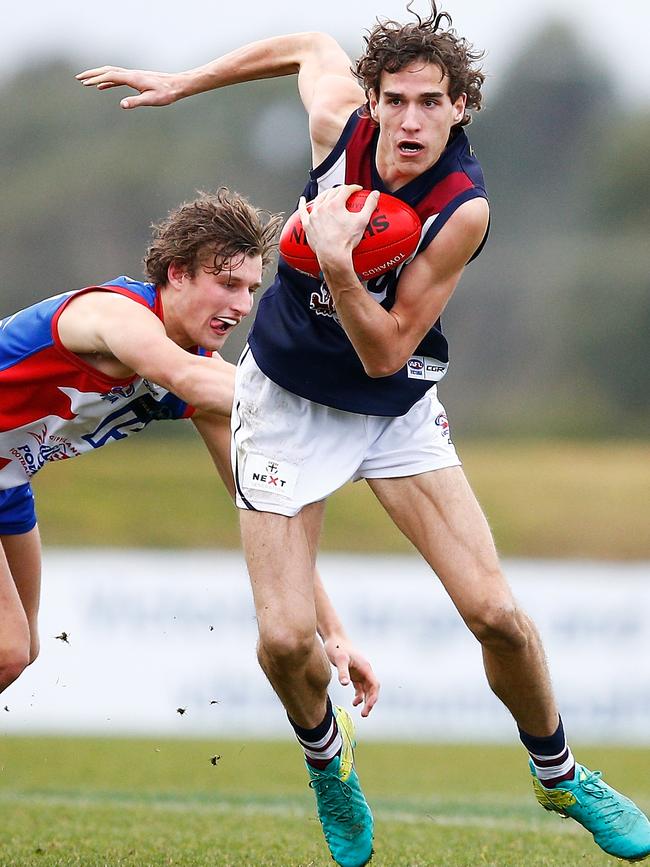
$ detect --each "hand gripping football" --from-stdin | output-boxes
[279,190,421,281]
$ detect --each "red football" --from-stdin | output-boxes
[279,190,421,281]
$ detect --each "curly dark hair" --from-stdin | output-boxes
[353,0,485,127]
[144,188,283,286]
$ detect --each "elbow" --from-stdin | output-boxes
[361,337,416,378]
[363,358,405,379]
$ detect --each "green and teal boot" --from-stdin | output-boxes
[307,706,374,867]
[530,760,650,862]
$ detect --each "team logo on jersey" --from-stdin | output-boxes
[28,425,48,447]
[309,283,339,322]
[242,454,299,498]
[100,380,160,404]
[9,425,80,476]
[309,272,394,321]
[101,383,137,403]
[407,358,425,378]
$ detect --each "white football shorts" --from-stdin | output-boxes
[232,346,461,516]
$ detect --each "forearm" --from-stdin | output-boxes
[301,186,429,375]
[192,412,235,498]
[321,259,407,378]
[314,568,348,642]
[175,33,321,100]
[167,356,236,415]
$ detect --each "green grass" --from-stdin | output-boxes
[31,433,650,558]
[0,738,647,865]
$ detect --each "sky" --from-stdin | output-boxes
[4,0,650,102]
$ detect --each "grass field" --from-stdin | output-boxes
[31,434,650,559]
[0,737,648,866]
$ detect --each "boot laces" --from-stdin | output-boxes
[310,776,364,836]
[579,770,630,828]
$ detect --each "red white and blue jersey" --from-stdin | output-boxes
[248,109,488,416]
[0,277,205,491]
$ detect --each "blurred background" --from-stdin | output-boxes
[2,0,649,436]
[1,1,649,741]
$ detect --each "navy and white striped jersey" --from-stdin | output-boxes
[249,108,489,417]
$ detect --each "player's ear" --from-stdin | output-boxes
[368,89,379,123]
[453,92,467,124]
[167,260,186,288]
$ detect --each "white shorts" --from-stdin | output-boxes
[231,347,461,516]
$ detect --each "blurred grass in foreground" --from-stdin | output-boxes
[31,433,650,558]
[0,737,648,866]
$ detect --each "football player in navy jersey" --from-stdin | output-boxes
[79,3,650,865]
[0,188,379,734]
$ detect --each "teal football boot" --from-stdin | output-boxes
[307,706,374,867]
[530,760,650,861]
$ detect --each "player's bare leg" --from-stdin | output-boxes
[240,500,330,726]
[240,501,373,867]
[3,526,42,664]
[369,467,558,733]
[0,526,41,692]
[368,467,650,861]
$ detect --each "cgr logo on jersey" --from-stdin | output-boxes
[406,355,449,382]
[243,454,299,498]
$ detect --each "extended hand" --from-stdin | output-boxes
[76,66,181,109]
[323,634,380,717]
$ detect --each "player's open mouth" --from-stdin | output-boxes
[210,316,238,334]
[398,140,424,155]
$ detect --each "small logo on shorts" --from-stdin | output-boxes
[435,412,452,443]
[243,454,299,499]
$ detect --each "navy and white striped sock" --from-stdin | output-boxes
[289,697,343,770]
[519,716,576,788]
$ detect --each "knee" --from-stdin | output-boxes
[0,648,30,691]
[465,600,530,652]
[257,625,316,670]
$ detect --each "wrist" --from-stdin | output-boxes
[175,70,201,100]
[320,252,358,285]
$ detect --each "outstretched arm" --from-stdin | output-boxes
[77,32,364,164]
[57,291,236,415]
[192,411,235,497]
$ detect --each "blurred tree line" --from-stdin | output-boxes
[1,21,648,437]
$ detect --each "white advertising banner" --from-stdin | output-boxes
[3,550,649,742]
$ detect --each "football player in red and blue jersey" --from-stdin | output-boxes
[0,188,379,739]
[79,4,650,864]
